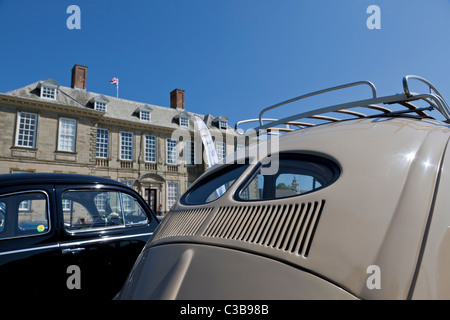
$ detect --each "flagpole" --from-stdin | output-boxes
[110,77,119,98]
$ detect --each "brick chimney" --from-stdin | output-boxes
[170,89,185,109]
[71,64,88,90]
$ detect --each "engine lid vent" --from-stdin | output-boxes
[202,200,325,257]
[151,207,213,242]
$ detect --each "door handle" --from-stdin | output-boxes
[62,247,86,255]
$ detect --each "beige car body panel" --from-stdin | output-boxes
[119,117,450,299]
[118,76,450,300]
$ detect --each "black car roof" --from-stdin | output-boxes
[0,173,126,188]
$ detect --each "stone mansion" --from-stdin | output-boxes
[0,64,236,214]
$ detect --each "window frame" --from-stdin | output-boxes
[216,141,226,161]
[144,135,157,163]
[15,112,38,148]
[166,138,178,165]
[140,110,151,122]
[120,180,134,188]
[185,140,196,166]
[167,182,179,210]
[96,128,109,159]
[40,86,57,100]
[219,120,228,131]
[180,116,189,128]
[57,117,77,152]
[180,163,250,205]
[61,188,149,234]
[94,101,107,112]
[120,131,134,161]
[235,153,341,202]
[0,190,51,240]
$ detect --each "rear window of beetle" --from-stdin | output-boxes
[237,154,340,201]
[181,164,250,205]
[180,154,339,205]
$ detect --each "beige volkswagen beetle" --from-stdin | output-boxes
[117,75,450,300]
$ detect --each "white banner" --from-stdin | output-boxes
[195,116,218,168]
[194,116,225,198]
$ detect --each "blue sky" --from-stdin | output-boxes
[1,0,450,126]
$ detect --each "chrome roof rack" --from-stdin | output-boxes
[235,75,450,135]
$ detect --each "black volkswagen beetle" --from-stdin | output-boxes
[0,173,159,300]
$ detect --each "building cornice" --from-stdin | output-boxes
[0,93,104,118]
[99,117,178,133]
[0,93,237,136]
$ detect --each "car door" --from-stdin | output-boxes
[0,185,60,299]
[55,184,158,299]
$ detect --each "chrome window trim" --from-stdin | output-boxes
[59,232,154,248]
[0,190,51,241]
[64,219,150,235]
[0,232,153,256]
[0,244,59,256]
[64,223,127,234]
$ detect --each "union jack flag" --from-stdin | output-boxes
[110,77,119,86]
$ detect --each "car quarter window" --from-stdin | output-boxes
[0,191,49,240]
[238,154,340,201]
[180,164,250,205]
[62,190,149,232]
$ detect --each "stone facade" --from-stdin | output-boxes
[0,66,236,214]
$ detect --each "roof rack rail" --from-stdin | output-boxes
[236,75,450,135]
[235,118,292,133]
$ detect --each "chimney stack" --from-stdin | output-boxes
[170,89,185,110]
[71,64,88,90]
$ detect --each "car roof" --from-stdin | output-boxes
[174,115,450,299]
[0,173,125,188]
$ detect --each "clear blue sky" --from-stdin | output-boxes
[1,0,450,126]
